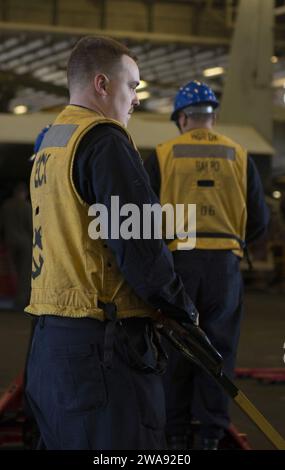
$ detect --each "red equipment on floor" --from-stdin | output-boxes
[0,373,26,448]
[235,368,285,384]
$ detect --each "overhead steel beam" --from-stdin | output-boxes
[1,20,284,50]
[138,0,224,5]
[88,0,107,29]
[0,21,230,47]
[100,0,107,30]
[144,0,154,33]
[0,70,68,96]
[1,0,8,21]
[51,0,59,26]
[226,0,235,28]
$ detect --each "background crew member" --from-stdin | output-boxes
[145,80,269,449]
[25,37,203,450]
[0,182,32,310]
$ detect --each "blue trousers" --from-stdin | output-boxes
[164,250,243,440]
[26,315,166,450]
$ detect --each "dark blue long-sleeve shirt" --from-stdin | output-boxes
[73,123,197,324]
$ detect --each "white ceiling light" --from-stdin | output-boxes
[137,90,150,100]
[41,70,66,82]
[272,190,281,199]
[13,105,28,115]
[203,66,224,77]
[137,80,148,90]
[272,78,285,88]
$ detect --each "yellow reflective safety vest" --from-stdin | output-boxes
[25,105,154,320]
[156,128,247,257]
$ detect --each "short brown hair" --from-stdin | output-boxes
[67,36,137,92]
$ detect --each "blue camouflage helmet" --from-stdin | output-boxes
[171,80,219,121]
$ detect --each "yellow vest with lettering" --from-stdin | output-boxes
[25,105,155,320]
[156,128,247,257]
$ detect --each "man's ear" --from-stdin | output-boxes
[178,113,187,133]
[94,74,110,96]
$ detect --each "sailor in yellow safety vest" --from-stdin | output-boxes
[145,80,269,449]
[24,37,204,450]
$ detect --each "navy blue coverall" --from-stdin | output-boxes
[145,151,270,444]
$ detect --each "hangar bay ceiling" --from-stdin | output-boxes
[0,0,285,115]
